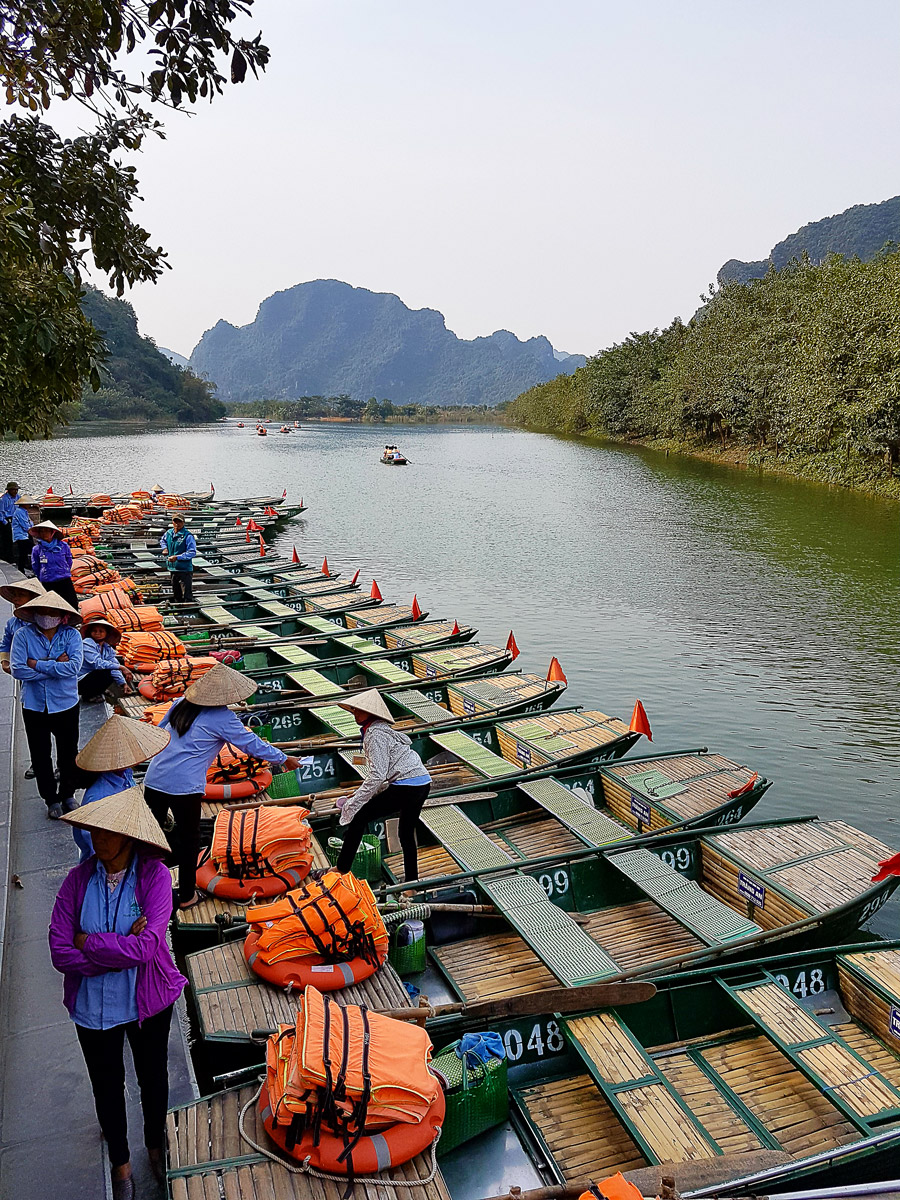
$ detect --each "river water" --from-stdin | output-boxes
[4,422,898,919]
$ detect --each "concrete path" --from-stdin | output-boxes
[0,571,195,1198]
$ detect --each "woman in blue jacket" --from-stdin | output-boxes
[12,496,39,574]
[10,591,84,819]
[31,520,78,607]
[79,618,135,703]
[159,514,196,602]
[0,577,46,673]
[143,663,300,908]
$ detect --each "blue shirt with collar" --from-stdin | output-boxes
[0,491,19,523]
[10,623,83,712]
[72,769,135,863]
[143,702,287,795]
[12,507,32,541]
[80,636,125,686]
[0,614,27,656]
[73,855,140,1029]
[160,527,197,573]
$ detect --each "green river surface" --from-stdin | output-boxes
[3,422,898,925]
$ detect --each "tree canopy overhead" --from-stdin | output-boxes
[0,0,268,438]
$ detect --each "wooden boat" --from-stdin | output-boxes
[176,748,770,943]
[257,427,267,436]
[381,447,408,465]
[178,816,897,1073]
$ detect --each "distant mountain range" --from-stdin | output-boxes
[188,280,585,406]
[718,195,900,285]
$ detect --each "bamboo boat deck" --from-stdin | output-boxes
[185,939,409,1043]
[495,710,632,768]
[166,1084,450,1200]
[599,752,766,830]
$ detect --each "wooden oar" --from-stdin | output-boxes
[219,788,498,814]
[250,981,656,1040]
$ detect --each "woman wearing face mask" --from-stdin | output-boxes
[10,591,84,819]
[30,519,78,608]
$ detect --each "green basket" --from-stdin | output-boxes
[327,834,381,881]
[388,920,426,977]
[180,631,210,645]
[431,1041,508,1155]
[266,769,303,800]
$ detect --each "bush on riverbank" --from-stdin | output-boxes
[507,250,900,495]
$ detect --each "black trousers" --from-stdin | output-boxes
[44,576,80,608]
[13,539,31,573]
[76,1004,174,1169]
[78,668,113,700]
[21,702,80,806]
[170,572,193,602]
[0,522,12,563]
[144,786,203,903]
[336,783,429,883]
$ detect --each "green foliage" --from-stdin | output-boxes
[508,252,900,491]
[73,285,225,425]
[0,0,267,438]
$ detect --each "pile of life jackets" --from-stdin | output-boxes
[90,494,113,507]
[204,740,273,799]
[72,555,123,594]
[195,804,314,899]
[159,494,190,509]
[79,586,136,620]
[261,986,444,1177]
[119,630,187,673]
[139,701,172,727]
[138,654,218,701]
[104,604,165,633]
[101,504,144,524]
[91,577,141,601]
[244,869,388,991]
[63,530,95,554]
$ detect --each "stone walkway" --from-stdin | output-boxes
[0,570,195,1198]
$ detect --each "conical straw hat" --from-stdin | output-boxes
[337,688,394,723]
[15,495,40,507]
[76,715,170,772]
[81,617,123,647]
[31,520,62,535]
[17,591,82,625]
[184,661,257,706]
[61,783,170,853]
[0,577,45,604]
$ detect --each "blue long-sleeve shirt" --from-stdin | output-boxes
[0,491,19,524]
[159,528,197,574]
[73,855,140,1029]
[31,538,73,583]
[73,769,135,863]
[12,508,32,542]
[143,702,287,796]
[0,614,27,659]
[10,623,83,712]
[80,637,125,686]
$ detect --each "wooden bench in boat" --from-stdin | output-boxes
[232,623,281,641]
[280,668,344,697]
[428,729,520,778]
[254,643,320,666]
[721,975,900,1130]
[198,605,241,625]
[359,658,419,685]
[166,1083,451,1200]
[517,777,632,848]
[390,690,456,724]
[185,938,409,1043]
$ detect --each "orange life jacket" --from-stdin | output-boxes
[140,701,172,726]
[206,741,268,783]
[147,655,217,698]
[209,805,312,881]
[79,588,135,620]
[247,869,388,968]
[579,1177,644,1200]
[105,605,165,633]
[119,630,186,669]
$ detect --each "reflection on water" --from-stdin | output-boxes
[4,423,898,919]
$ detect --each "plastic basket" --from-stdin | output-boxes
[388,920,426,976]
[326,834,381,881]
[266,769,303,800]
[431,1040,508,1155]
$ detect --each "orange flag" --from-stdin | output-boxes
[292,546,300,564]
[547,657,567,683]
[245,527,251,543]
[506,631,520,660]
[370,579,383,601]
[350,569,360,585]
[235,517,242,526]
[629,700,652,740]
[259,536,266,557]
[321,556,330,576]
[411,595,423,620]
[451,619,460,636]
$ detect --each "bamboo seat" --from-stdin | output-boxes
[199,606,240,625]
[391,690,454,724]
[517,776,631,847]
[166,1083,451,1200]
[233,624,280,640]
[414,645,505,677]
[285,669,344,696]
[448,674,553,716]
[431,931,558,1000]
[266,644,319,665]
[331,633,381,655]
[362,658,419,684]
[579,901,705,970]
[429,730,519,779]
[418,806,515,872]
[565,1012,719,1162]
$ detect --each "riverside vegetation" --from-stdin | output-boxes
[507,249,900,497]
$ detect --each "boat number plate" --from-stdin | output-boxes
[630,797,651,825]
[890,1008,900,1041]
[463,698,476,715]
[516,743,532,766]
[738,872,766,908]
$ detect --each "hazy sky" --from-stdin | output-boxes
[80,1,900,358]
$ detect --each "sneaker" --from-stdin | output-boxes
[47,802,63,820]
[61,797,80,814]
[24,767,35,780]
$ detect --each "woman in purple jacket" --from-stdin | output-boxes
[49,784,186,1199]
[30,519,78,607]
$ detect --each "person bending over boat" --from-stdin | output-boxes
[142,663,301,910]
[50,785,187,1199]
[159,513,196,602]
[10,591,84,819]
[30,519,79,607]
[335,689,431,887]
[79,618,135,703]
